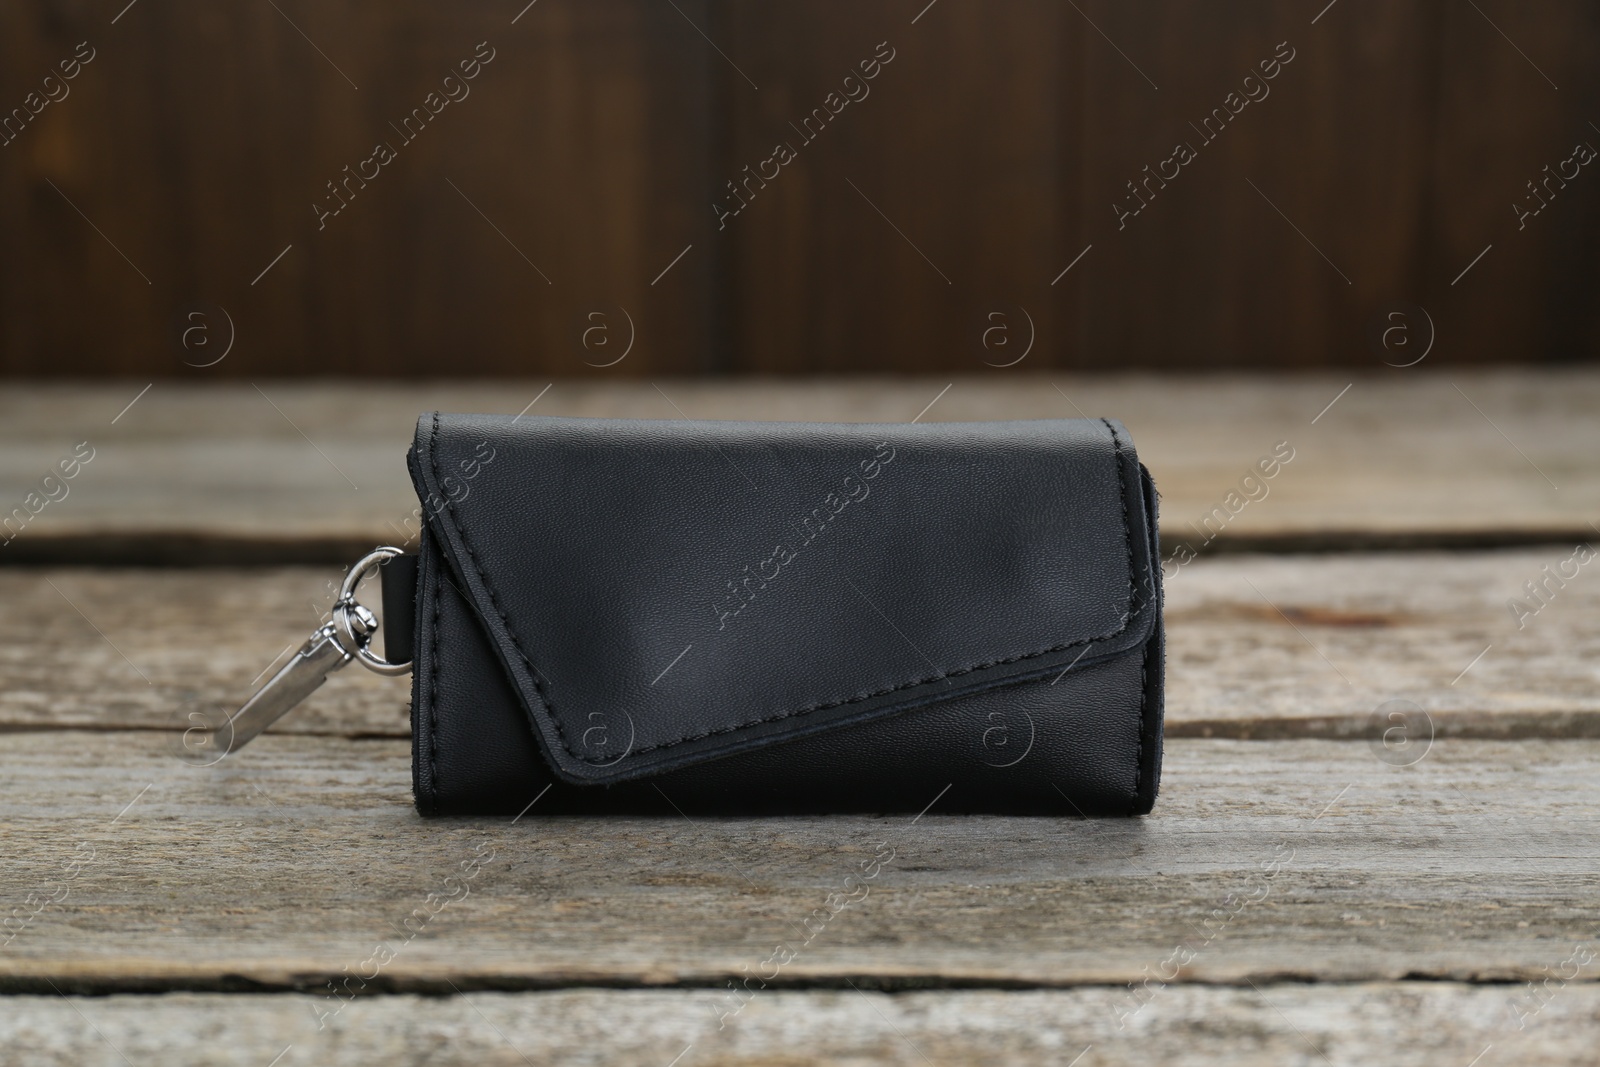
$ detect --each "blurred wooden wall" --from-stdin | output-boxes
[1,0,1597,377]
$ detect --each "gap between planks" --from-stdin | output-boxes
[4,528,1595,567]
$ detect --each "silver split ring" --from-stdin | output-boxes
[332,546,412,677]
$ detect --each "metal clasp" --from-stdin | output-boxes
[331,546,413,677]
[194,547,411,760]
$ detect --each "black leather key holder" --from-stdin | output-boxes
[215,413,1165,818]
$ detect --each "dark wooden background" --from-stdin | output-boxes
[1,0,1596,377]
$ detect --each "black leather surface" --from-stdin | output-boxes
[379,553,417,665]
[406,414,1164,817]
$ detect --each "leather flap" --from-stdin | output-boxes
[410,412,1158,785]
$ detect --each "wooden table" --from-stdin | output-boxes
[3,374,1597,1065]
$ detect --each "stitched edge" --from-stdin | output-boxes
[430,415,1141,763]
[1131,455,1147,814]
[409,565,425,813]
[429,553,442,808]
[425,414,1144,766]
[426,413,584,763]
[408,526,442,816]
[1132,618,1165,816]
[1131,625,1149,816]
[1131,460,1163,815]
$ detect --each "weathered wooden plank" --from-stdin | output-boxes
[0,373,1594,562]
[4,547,1594,737]
[5,983,1598,1067]
[3,735,1598,990]
[1166,548,1600,737]
[0,567,404,737]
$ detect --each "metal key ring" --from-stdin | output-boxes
[332,546,412,676]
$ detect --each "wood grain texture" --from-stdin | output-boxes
[1166,548,1600,737]
[4,2,1600,376]
[6,984,1598,1067]
[0,0,713,377]
[1074,0,1435,368]
[0,567,404,737]
[1,547,1596,737]
[714,1,1071,374]
[3,734,1599,991]
[1420,1,1600,363]
[0,372,1593,562]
